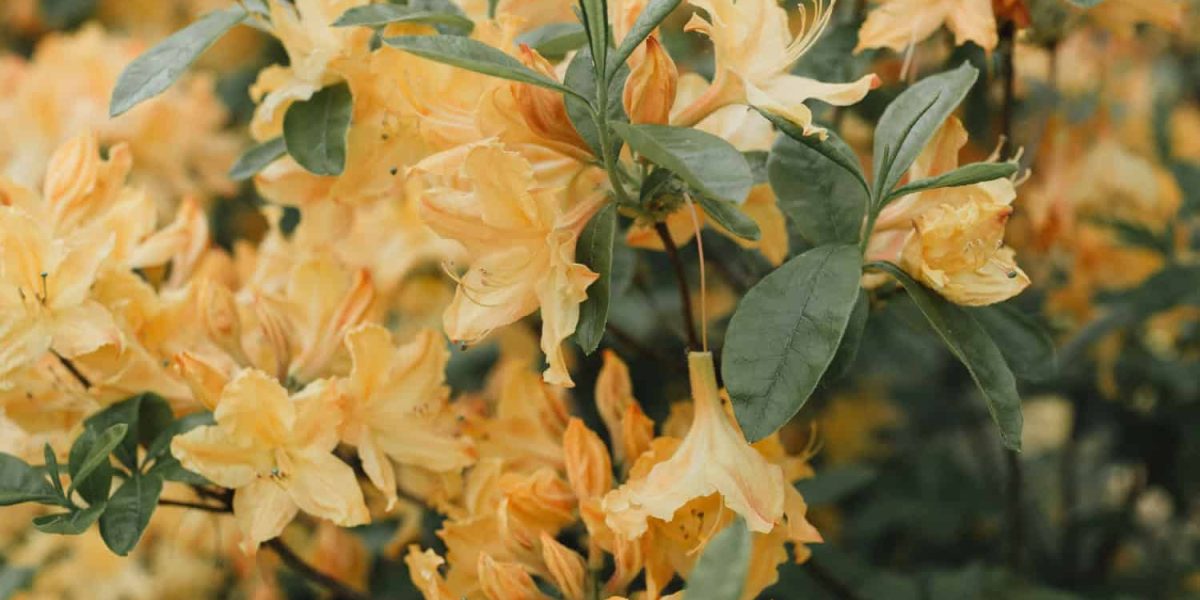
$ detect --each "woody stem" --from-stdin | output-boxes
[655,222,701,351]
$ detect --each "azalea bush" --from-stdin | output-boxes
[0,0,1198,597]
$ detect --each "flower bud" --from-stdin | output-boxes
[540,532,587,600]
[43,131,99,218]
[477,553,540,600]
[198,278,249,364]
[514,45,590,155]
[171,352,229,411]
[623,36,677,125]
[563,418,613,501]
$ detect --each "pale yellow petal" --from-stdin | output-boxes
[171,425,265,489]
[233,478,299,553]
[285,448,370,527]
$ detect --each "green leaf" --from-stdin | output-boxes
[870,262,1023,451]
[723,245,863,441]
[331,4,474,33]
[872,62,978,199]
[756,107,869,195]
[608,0,682,79]
[146,411,214,465]
[145,454,211,486]
[99,474,164,556]
[611,123,753,205]
[1064,0,1105,6]
[0,565,35,598]
[684,518,752,600]
[795,465,879,506]
[383,35,587,103]
[576,203,619,354]
[32,503,106,535]
[85,393,173,471]
[768,128,868,245]
[283,83,353,176]
[969,303,1056,383]
[886,162,1018,204]
[43,444,65,500]
[39,0,97,28]
[0,454,60,506]
[579,0,608,78]
[109,5,247,116]
[743,151,769,185]
[67,424,127,500]
[229,137,286,181]
[564,47,628,158]
[823,287,868,384]
[695,194,760,241]
[515,22,588,59]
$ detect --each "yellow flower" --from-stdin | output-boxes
[673,0,879,136]
[477,553,544,600]
[171,369,369,552]
[603,352,786,536]
[341,324,475,509]
[623,35,678,126]
[856,0,998,54]
[411,141,604,386]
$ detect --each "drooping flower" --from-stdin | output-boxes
[171,369,369,552]
[672,0,879,137]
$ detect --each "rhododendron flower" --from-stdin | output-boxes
[673,0,879,137]
[341,324,475,509]
[171,369,369,552]
[856,0,998,53]
[411,141,605,386]
[603,352,786,536]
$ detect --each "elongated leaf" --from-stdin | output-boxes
[99,474,164,555]
[743,151,770,184]
[43,445,64,500]
[870,262,1023,450]
[756,107,869,195]
[86,393,173,471]
[580,0,608,77]
[969,303,1056,382]
[0,454,59,506]
[684,518,752,600]
[109,6,247,116]
[67,424,127,499]
[609,0,682,79]
[146,411,214,464]
[565,48,628,160]
[723,245,863,441]
[823,287,868,383]
[886,161,1018,204]
[612,123,753,204]
[872,62,978,198]
[695,194,760,241]
[769,129,868,245]
[576,203,618,353]
[383,35,586,102]
[283,83,353,176]
[33,503,106,535]
[332,4,474,33]
[515,22,588,59]
[229,137,286,181]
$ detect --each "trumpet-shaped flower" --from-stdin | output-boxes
[341,324,475,509]
[603,352,786,536]
[673,0,879,137]
[411,142,604,386]
[171,369,369,552]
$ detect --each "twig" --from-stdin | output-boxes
[158,498,231,513]
[266,538,370,600]
[654,222,700,351]
[52,352,91,389]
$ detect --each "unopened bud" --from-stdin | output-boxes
[540,532,588,600]
[563,418,613,501]
[43,132,100,224]
[172,352,229,411]
[622,36,677,125]
[199,279,249,364]
[477,553,540,600]
[515,45,590,155]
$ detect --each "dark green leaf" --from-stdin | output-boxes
[332,4,474,33]
[99,474,164,555]
[383,35,586,102]
[756,107,869,195]
[39,0,97,28]
[743,151,769,185]
[43,444,64,500]
[823,287,868,383]
[229,137,286,181]
[768,128,868,245]
[969,303,1056,383]
[145,454,211,486]
[724,245,863,441]
[0,454,59,506]
[576,203,618,354]
[795,465,879,506]
[564,47,628,158]
[283,83,353,176]
[85,393,172,471]
[32,503,106,535]
[611,123,753,205]
[872,62,978,198]
[608,0,682,79]
[684,518,752,600]
[515,22,588,59]
[109,6,247,116]
[146,411,214,465]
[67,424,127,500]
[580,0,608,77]
[0,565,35,598]
[870,262,1023,451]
[886,162,1018,204]
[695,194,760,241]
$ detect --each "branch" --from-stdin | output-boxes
[158,498,231,513]
[654,222,700,351]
